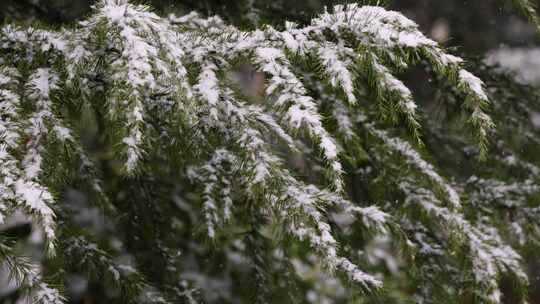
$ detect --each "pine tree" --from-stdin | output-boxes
[1,0,540,303]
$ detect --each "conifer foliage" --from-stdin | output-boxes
[1,0,539,303]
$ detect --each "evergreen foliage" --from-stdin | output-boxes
[1,0,540,303]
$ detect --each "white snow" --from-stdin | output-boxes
[459,69,489,101]
[369,125,462,208]
[318,46,357,104]
[195,62,220,120]
[104,3,128,24]
[35,283,65,304]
